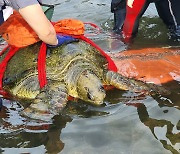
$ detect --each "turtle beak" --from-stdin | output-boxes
[94,99,105,106]
[87,90,106,106]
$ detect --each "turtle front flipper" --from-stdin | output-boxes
[104,71,170,95]
[22,82,68,121]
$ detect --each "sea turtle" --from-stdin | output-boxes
[0,41,168,121]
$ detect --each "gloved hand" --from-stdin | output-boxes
[47,34,79,47]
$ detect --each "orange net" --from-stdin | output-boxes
[0,11,85,47]
[53,18,85,35]
[0,11,40,47]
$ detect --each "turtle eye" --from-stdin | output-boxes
[87,92,92,100]
[99,85,104,92]
[85,87,93,100]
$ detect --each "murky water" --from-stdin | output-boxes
[0,0,180,154]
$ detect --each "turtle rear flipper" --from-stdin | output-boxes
[21,82,68,121]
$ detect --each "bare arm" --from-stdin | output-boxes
[19,4,58,45]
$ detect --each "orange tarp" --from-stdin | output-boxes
[113,47,180,84]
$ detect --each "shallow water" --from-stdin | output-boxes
[0,0,180,154]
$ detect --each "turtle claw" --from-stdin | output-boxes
[21,107,54,122]
[21,83,68,121]
[21,98,68,121]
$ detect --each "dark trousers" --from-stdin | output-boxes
[112,0,180,38]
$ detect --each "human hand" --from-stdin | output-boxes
[47,34,79,47]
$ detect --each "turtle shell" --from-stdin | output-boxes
[1,41,108,99]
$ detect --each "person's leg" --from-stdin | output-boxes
[111,0,127,33]
[0,97,2,111]
[155,0,180,38]
[122,0,149,39]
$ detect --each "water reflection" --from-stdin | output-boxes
[0,102,72,153]
[0,1,180,153]
[0,82,179,153]
[136,103,180,154]
[105,88,180,153]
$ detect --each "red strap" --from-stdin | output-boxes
[84,22,100,30]
[0,45,9,56]
[0,33,117,96]
[37,35,117,90]
[0,46,20,96]
[84,22,101,36]
[123,0,146,38]
[0,42,48,96]
[73,35,118,72]
[38,42,47,88]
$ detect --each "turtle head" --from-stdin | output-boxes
[77,70,106,105]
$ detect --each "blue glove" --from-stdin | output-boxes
[47,34,79,47]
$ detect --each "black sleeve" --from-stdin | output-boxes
[0,9,4,25]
